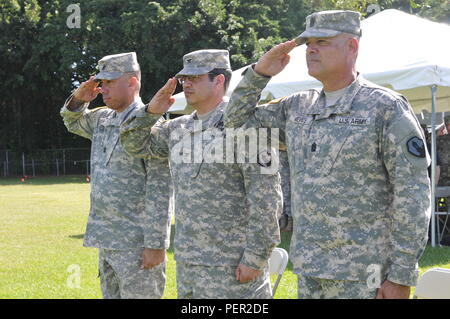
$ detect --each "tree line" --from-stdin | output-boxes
[1,0,448,152]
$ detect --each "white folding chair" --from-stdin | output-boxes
[268,247,289,297]
[413,268,450,299]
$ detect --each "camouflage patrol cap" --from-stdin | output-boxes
[294,10,362,46]
[175,49,231,78]
[93,52,140,82]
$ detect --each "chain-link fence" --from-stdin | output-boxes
[0,148,90,177]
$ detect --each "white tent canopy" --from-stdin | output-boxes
[169,9,450,114]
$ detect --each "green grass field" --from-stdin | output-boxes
[1,176,449,299]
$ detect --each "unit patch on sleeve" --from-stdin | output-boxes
[406,136,426,158]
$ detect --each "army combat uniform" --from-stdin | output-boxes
[120,49,281,299]
[61,96,172,298]
[60,52,172,299]
[224,65,431,298]
[120,100,282,298]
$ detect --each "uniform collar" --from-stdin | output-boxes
[186,100,227,132]
[111,97,143,124]
[307,74,363,120]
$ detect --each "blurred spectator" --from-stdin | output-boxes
[421,124,441,184]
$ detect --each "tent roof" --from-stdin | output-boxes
[169,9,450,114]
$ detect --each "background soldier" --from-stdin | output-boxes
[224,11,431,299]
[435,117,450,243]
[420,124,441,184]
[60,52,172,299]
[437,115,450,186]
[120,49,282,298]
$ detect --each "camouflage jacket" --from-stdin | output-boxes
[60,96,172,250]
[224,67,431,286]
[120,102,282,270]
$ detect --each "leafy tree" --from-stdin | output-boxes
[0,0,447,153]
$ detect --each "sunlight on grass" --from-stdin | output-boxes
[1,176,449,299]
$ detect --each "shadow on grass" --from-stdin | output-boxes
[69,234,85,240]
[0,175,90,186]
[419,244,450,268]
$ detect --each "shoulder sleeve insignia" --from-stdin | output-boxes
[406,136,426,158]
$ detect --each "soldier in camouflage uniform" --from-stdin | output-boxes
[60,52,172,299]
[120,49,282,298]
[224,11,431,299]
[437,116,450,186]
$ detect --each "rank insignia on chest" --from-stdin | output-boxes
[407,136,426,158]
[214,120,224,131]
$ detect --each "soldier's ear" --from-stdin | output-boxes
[128,76,139,88]
[215,74,225,87]
[348,36,359,56]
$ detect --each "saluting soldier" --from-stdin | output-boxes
[61,52,172,299]
[224,11,431,299]
[120,49,282,298]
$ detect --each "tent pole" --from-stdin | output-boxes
[431,85,437,247]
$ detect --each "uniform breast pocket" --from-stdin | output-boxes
[320,126,371,176]
[91,124,107,166]
[286,118,310,175]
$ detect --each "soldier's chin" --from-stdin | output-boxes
[103,98,115,108]
[185,96,198,108]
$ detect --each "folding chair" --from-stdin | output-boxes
[268,247,289,297]
[413,268,450,299]
[434,187,450,245]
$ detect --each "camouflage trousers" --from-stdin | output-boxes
[297,275,378,299]
[99,248,166,299]
[176,262,272,299]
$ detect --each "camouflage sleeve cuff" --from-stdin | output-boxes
[60,93,89,114]
[240,248,270,270]
[386,263,420,287]
[244,65,272,90]
[144,238,170,250]
[224,66,272,129]
[122,106,162,130]
[134,104,159,119]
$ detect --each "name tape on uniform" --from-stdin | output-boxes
[335,117,370,126]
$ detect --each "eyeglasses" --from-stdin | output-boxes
[177,72,217,85]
